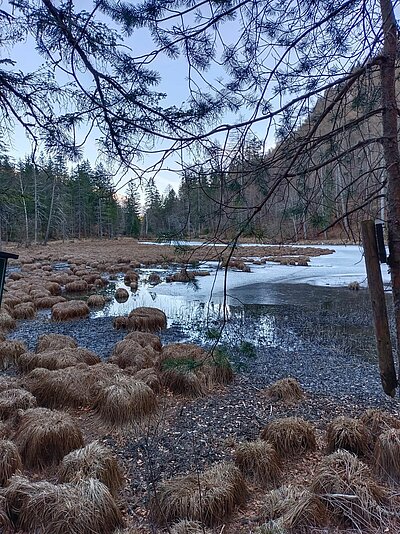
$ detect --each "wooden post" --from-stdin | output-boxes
[361,220,397,397]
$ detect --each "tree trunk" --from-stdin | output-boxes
[380,0,400,378]
[44,175,57,245]
[33,162,38,244]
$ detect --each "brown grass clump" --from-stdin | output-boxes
[208,350,234,385]
[113,316,129,329]
[0,440,22,486]
[125,331,162,351]
[0,492,12,531]
[170,519,212,534]
[52,299,90,321]
[360,409,400,442]
[0,311,16,331]
[326,416,372,457]
[44,281,62,295]
[12,303,36,320]
[0,388,37,419]
[0,340,27,369]
[264,377,304,403]
[35,295,66,309]
[4,475,124,534]
[132,367,161,393]
[374,428,400,483]
[115,287,130,302]
[124,270,139,285]
[17,347,100,372]
[13,407,84,468]
[65,280,89,293]
[311,449,388,529]
[148,272,161,285]
[159,343,208,396]
[94,375,157,426]
[260,417,316,457]
[59,440,124,496]
[233,440,281,486]
[87,294,106,308]
[127,306,167,332]
[261,484,311,522]
[36,333,78,352]
[150,462,247,526]
[109,339,158,370]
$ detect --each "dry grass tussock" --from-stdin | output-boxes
[35,295,66,309]
[11,303,36,319]
[326,416,372,457]
[374,428,400,483]
[87,294,106,307]
[23,363,121,408]
[36,333,78,352]
[170,519,213,534]
[233,440,281,486]
[51,300,90,321]
[0,388,37,419]
[65,280,89,293]
[260,417,316,457]
[150,461,247,526]
[4,475,124,534]
[311,449,389,529]
[131,367,161,392]
[128,306,167,332]
[94,374,157,426]
[0,440,22,486]
[0,340,27,370]
[0,376,20,393]
[13,407,84,468]
[109,339,159,371]
[125,331,162,351]
[17,347,100,372]
[59,440,124,496]
[115,287,129,302]
[264,377,304,403]
[360,409,400,442]
[0,311,16,331]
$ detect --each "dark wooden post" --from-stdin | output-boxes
[361,220,397,397]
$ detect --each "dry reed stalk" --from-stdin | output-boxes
[260,417,316,457]
[65,280,89,293]
[265,377,305,403]
[17,347,100,373]
[125,331,162,351]
[58,440,124,496]
[115,288,129,302]
[0,340,27,369]
[13,407,84,468]
[326,416,372,457]
[0,388,37,419]
[11,303,36,319]
[36,333,78,352]
[0,440,22,486]
[233,440,281,486]
[0,312,16,331]
[150,462,247,527]
[35,296,66,309]
[94,375,157,426]
[87,294,106,307]
[170,519,212,534]
[4,475,124,534]
[51,300,90,321]
[374,428,400,483]
[311,449,389,529]
[360,409,400,442]
[127,307,167,332]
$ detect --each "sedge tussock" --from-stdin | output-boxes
[64,280,89,293]
[0,340,27,369]
[87,294,106,308]
[125,331,162,351]
[0,440,22,486]
[264,377,304,403]
[131,367,161,393]
[0,312,16,331]
[311,449,389,529]
[170,519,212,534]
[44,281,62,295]
[109,340,158,371]
[0,493,12,532]
[0,388,37,419]
[360,409,400,442]
[4,475,124,534]
[326,416,372,457]
[127,306,167,332]
[260,417,316,457]
[11,303,36,320]
[115,288,129,302]
[233,440,281,486]
[261,484,311,522]
[150,461,247,526]
[51,300,90,321]
[94,374,157,426]
[13,407,84,468]
[17,347,100,373]
[374,428,400,483]
[36,333,78,352]
[35,296,66,309]
[0,377,20,393]
[113,316,129,329]
[59,440,124,496]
